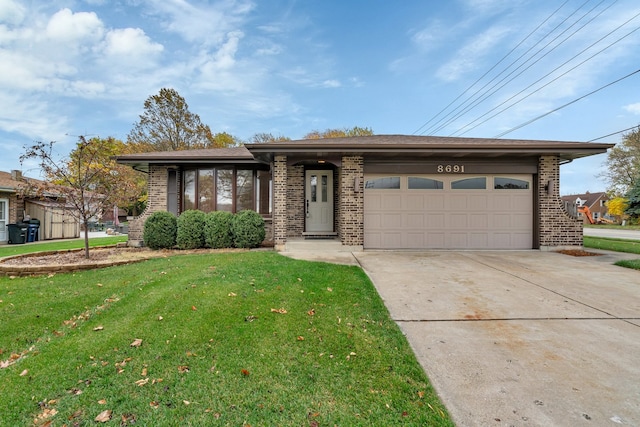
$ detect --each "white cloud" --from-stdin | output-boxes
[0,0,26,25]
[144,0,254,46]
[103,27,164,58]
[321,79,340,88]
[624,103,640,115]
[436,25,510,82]
[46,8,104,45]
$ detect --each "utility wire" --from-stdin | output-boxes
[435,0,611,136]
[455,7,640,136]
[589,126,639,141]
[420,0,593,135]
[493,68,640,138]
[411,0,570,135]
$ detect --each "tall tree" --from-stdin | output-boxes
[303,126,374,139]
[601,126,640,196]
[624,180,640,221]
[128,88,233,151]
[20,137,138,258]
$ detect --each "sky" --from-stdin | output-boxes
[1,0,640,195]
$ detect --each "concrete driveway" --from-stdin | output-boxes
[352,251,640,427]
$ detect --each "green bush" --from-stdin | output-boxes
[143,211,177,250]
[231,210,265,248]
[176,210,207,249]
[204,211,234,248]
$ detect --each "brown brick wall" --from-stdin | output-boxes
[538,155,582,248]
[127,166,169,245]
[287,164,305,237]
[273,156,288,246]
[339,156,364,246]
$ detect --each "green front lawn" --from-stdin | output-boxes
[0,251,452,426]
[583,236,640,255]
[0,235,128,258]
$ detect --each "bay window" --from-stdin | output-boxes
[182,167,271,216]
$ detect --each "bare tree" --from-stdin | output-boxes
[20,137,136,258]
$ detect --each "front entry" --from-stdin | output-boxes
[305,170,333,232]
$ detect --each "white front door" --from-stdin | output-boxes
[0,199,7,242]
[305,170,333,232]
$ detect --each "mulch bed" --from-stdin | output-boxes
[556,249,602,257]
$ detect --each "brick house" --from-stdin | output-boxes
[115,135,612,251]
[561,192,610,224]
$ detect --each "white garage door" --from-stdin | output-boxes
[364,174,533,249]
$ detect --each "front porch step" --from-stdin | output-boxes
[302,232,338,239]
[284,238,343,252]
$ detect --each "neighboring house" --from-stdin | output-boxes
[561,192,610,224]
[115,135,613,251]
[0,170,80,243]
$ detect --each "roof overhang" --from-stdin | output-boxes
[246,135,614,164]
[114,146,260,173]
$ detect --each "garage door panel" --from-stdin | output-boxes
[406,213,424,228]
[469,214,488,228]
[406,232,426,248]
[426,214,445,228]
[426,195,445,210]
[450,213,469,228]
[469,233,489,248]
[364,174,532,249]
[426,232,445,248]
[449,195,468,210]
[405,195,425,210]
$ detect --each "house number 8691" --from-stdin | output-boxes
[437,164,465,173]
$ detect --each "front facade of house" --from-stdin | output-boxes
[116,135,613,251]
[561,192,610,224]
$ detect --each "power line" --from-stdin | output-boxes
[589,126,639,141]
[455,8,640,136]
[436,0,609,136]
[419,0,594,135]
[493,68,640,138]
[411,0,571,135]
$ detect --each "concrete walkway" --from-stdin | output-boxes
[283,246,640,426]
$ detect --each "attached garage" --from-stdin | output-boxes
[364,174,533,249]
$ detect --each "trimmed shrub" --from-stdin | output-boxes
[204,211,234,249]
[176,209,207,249]
[143,211,177,250]
[231,210,265,248]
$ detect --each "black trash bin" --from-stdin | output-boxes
[7,223,27,244]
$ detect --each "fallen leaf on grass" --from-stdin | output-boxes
[270,308,287,314]
[36,408,57,421]
[93,326,104,331]
[130,338,143,347]
[241,369,250,376]
[98,399,107,405]
[297,336,305,341]
[183,400,190,405]
[135,378,149,386]
[228,292,237,297]
[307,308,315,316]
[95,409,112,422]
[19,369,28,376]
[141,367,148,376]
[191,305,197,311]
[418,391,425,399]
[150,401,159,408]
[178,365,190,373]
